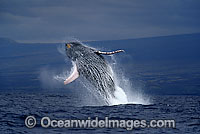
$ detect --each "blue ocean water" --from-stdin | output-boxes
[0,93,200,134]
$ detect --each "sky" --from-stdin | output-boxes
[0,0,200,43]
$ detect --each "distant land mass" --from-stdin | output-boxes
[0,33,200,95]
[0,37,18,45]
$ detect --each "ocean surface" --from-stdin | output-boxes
[0,93,200,134]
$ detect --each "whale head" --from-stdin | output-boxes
[65,42,95,61]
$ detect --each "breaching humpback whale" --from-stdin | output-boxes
[64,42,124,104]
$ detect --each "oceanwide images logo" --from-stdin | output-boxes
[25,116,176,130]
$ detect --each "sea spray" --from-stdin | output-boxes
[110,55,151,105]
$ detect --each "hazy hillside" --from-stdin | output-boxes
[0,37,17,45]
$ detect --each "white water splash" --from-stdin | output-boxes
[109,55,151,105]
[109,86,128,105]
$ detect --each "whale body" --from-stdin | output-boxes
[64,42,124,104]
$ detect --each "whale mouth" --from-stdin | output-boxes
[64,62,79,85]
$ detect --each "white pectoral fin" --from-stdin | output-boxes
[95,49,125,55]
[64,64,79,85]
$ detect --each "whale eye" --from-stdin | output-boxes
[66,44,71,48]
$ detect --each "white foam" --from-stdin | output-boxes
[109,86,128,105]
[108,55,151,105]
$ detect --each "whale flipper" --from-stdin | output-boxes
[64,64,79,85]
[95,50,124,55]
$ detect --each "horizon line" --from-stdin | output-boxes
[1,32,200,44]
